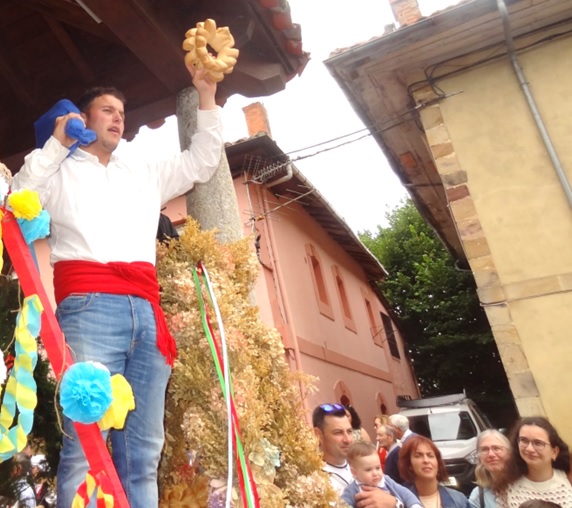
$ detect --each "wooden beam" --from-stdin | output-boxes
[43,15,96,83]
[0,48,34,106]
[79,0,189,93]
[17,0,120,43]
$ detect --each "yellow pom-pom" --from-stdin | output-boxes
[8,190,42,220]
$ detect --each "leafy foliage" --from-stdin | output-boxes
[360,200,517,427]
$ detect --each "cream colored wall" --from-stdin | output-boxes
[431,35,572,440]
[438,37,572,284]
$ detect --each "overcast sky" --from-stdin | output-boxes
[117,0,460,233]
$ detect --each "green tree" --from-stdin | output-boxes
[360,200,516,428]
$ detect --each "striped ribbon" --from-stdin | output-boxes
[0,295,42,462]
[72,470,115,508]
[192,262,260,508]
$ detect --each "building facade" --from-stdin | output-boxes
[326,0,572,441]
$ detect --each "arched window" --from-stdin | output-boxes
[305,244,334,319]
[332,265,356,332]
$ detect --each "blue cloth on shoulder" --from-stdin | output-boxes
[34,99,97,153]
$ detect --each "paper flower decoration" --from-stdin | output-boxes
[60,362,113,424]
[98,374,135,430]
[8,189,42,220]
[18,209,50,244]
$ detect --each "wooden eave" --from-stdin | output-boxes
[226,135,388,281]
[0,0,310,170]
[324,0,572,267]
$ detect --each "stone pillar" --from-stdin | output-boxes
[176,87,243,243]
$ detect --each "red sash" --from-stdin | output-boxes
[53,260,176,366]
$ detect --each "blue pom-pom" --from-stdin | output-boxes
[60,362,113,424]
[17,210,51,244]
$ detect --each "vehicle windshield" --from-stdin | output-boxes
[408,411,477,441]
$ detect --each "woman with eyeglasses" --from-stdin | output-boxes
[498,417,572,508]
[469,430,511,508]
[398,434,469,508]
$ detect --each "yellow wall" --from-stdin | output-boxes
[426,34,572,440]
[439,36,572,285]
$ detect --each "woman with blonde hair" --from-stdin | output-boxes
[470,429,511,508]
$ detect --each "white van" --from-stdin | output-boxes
[397,392,492,494]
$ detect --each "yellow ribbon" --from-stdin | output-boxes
[0,295,42,462]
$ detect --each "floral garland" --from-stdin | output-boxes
[157,219,344,507]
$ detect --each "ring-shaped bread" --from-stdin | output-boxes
[182,19,239,83]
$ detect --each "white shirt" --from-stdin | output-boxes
[401,429,413,442]
[323,461,353,494]
[12,108,223,266]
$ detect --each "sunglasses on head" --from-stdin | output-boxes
[320,403,345,413]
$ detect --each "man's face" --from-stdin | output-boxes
[350,453,383,487]
[376,425,393,450]
[315,414,354,464]
[83,94,125,153]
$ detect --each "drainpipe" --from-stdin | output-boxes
[256,183,309,415]
[497,0,572,208]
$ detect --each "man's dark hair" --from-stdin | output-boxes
[519,501,562,508]
[312,404,347,431]
[77,86,126,113]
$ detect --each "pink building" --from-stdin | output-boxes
[223,103,420,430]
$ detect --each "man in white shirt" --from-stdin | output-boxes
[313,404,401,508]
[12,64,223,508]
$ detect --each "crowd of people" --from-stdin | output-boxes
[313,403,572,508]
[0,452,55,507]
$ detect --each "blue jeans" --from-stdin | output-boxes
[56,293,171,508]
